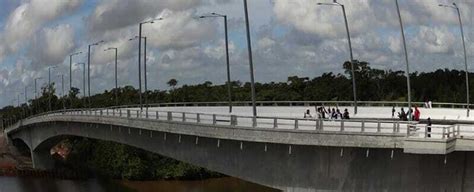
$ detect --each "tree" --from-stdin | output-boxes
[167,79,178,89]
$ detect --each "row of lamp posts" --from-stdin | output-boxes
[11,0,471,121]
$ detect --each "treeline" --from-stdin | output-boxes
[2,61,473,128]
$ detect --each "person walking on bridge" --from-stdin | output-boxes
[414,106,420,121]
[398,108,407,121]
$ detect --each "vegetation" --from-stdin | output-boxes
[63,138,221,180]
[1,61,472,180]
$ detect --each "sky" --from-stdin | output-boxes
[0,0,473,107]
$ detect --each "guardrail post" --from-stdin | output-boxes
[100,110,103,116]
[273,118,278,129]
[294,119,299,130]
[106,109,109,116]
[341,120,344,132]
[112,109,115,116]
[146,111,149,119]
[197,113,201,123]
[127,110,131,118]
[396,122,400,132]
[377,122,381,133]
[156,111,159,119]
[212,114,217,125]
[167,112,172,121]
[442,127,446,139]
[424,125,428,138]
[457,125,460,137]
[136,111,140,118]
[182,113,186,122]
[361,121,365,132]
[320,119,324,131]
[252,117,257,127]
[230,115,237,126]
[119,109,122,117]
[315,119,319,130]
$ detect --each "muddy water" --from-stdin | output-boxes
[121,177,280,192]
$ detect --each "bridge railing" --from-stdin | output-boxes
[104,101,470,109]
[55,108,434,137]
[5,107,460,140]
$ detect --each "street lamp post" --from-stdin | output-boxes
[317,0,358,114]
[439,2,470,117]
[395,0,412,120]
[34,77,42,100]
[69,52,82,90]
[199,13,233,113]
[76,62,86,106]
[130,36,149,110]
[57,74,65,109]
[137,18,162,110]
[104,47,119,106]
[243,0,257,119]
[24,86,28,105]
[87,40,105,107]
[34,77,42,113]
[48,66,57,111]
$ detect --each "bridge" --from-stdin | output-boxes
[4,101,474,192]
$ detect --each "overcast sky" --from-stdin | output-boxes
[0,0,473,107]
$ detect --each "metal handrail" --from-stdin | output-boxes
[104,100,471,110]
[5,101,469,140]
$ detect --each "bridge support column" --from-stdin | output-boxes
[31,149,54,170]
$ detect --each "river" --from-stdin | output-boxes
[0,176,279,192]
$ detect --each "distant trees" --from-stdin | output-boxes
[167,78,178,89]
[2,62,474,125]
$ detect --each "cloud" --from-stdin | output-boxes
[87,0,204,34]
[29,24,76,68]
[2,0,82,53]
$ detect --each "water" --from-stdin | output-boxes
[0,176,279,192]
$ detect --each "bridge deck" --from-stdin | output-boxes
[6,105,474,155]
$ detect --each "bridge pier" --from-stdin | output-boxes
[31,148,54,170]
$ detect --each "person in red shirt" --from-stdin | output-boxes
[414,106,421,121]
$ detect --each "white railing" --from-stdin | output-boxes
[8,108,463,140]
[104,100,472,109]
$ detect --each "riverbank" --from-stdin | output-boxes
[0,133,31,170]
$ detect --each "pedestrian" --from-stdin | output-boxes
[331,108,337,119]
[391,106,396,118]
[343,108,350,119]
[414,106,420,121]
[398,108,407,121]
[304,109,312,118]
[427,117,432,138]
[336,109,343,119]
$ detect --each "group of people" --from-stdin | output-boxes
[392,106,421,121]
[304,107,350,120]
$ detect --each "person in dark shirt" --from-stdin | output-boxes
[392,106,396,118]
[398,108,407,121]
[343,108,350,119]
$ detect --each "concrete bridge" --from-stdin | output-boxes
[5,101,474,192]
